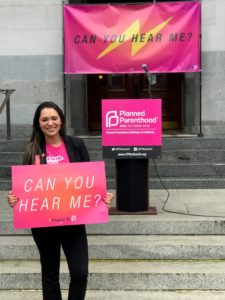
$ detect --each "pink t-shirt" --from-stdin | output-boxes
[46,141,70,164]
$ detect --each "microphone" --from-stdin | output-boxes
[141,64,151,81]
[141,64,150,74]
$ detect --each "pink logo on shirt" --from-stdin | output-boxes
[46,141,70,164]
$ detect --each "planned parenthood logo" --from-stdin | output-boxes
[106,109,158,128]
[106,111,119,127]
[102,99,162,147]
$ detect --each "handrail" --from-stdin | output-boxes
[0,89,15,140]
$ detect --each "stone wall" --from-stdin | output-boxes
[201,0,225,135]
[0,0,225,136]
[0,0,64,132]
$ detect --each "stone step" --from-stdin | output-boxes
[2,259,225,290]
[1,137,224,190]
[148,177,225,189]
[0,140,27,152]
[2,188,225,236]
[1,290,225,300]
[83,136,225,150]
[1,163,225,178]
[160,137,225,150]
[1,149,225,164]
[2,214,225,236]
[1,137,225,152]
[2,176,225,191]
[1,235,225,260]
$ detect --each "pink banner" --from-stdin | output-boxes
[64,2,201,74]
[12,162,108,229]
[102,99,162,146]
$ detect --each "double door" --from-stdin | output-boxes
[87,73,183,131]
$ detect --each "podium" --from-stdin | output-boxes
[116,159,149,212]
[102,98,161,215]
[114,159,157,214]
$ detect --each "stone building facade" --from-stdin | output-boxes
[0,0,224,137]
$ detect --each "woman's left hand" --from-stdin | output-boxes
[103,192,113,208]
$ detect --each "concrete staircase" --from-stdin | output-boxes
[1,190,225,299]
[1,136,225,299]
[1,136,225,190]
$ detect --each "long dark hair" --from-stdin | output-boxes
[23,101,66,164]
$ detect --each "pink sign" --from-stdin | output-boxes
[64,2,201,74]
[102,99,162,146]
[12,162,108,229]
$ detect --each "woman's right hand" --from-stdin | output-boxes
[7,191,18,208]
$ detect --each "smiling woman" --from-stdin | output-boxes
[7,101,113,300]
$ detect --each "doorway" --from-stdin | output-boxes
[87,73,184,132]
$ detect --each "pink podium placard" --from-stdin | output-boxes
[102,99,162,146]
[12,161,108,229]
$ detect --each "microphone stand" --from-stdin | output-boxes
[142,65,153,98]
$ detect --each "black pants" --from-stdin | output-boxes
[32,225,88,300]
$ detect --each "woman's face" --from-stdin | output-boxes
[39,108,62,138]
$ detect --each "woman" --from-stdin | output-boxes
[7,101,113,300]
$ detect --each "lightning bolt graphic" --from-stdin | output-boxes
[97,16,172,60]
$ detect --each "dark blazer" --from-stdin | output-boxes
[41,136,90,164]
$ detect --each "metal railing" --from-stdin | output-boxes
[0,89,15,140]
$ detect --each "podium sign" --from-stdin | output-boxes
[102,99,162,159]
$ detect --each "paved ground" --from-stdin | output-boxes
[1,189,225,220]
[2,290,225,300]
